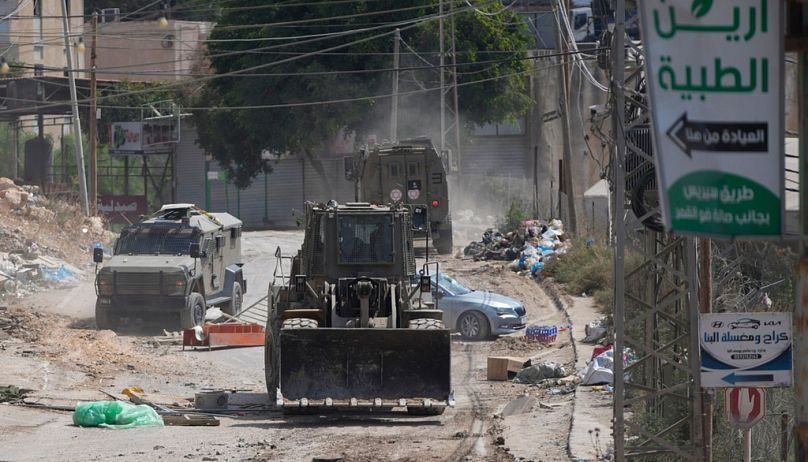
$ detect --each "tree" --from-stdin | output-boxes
[193,1,533,187]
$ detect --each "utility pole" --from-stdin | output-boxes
[796,47,808,461]
[554,1,577,234]
[699,238,713,462]
[89,11,98,215]
[438,0,445,152]
[612,0,626,458]
[449,3,462,178]
[390,28,400,143]
[61,0,89,216]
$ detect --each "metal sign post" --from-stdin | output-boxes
[639,0,784,237]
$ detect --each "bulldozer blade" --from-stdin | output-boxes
[279,328,451,403]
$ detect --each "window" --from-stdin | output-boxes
[573,13,587,30]
[388,162,400,177]
[115,225,199,255]
[338,214,393,264]
[407,162,419,177]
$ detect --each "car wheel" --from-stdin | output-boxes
[180,292,206,330]
[457,311,490,341]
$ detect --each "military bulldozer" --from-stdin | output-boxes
[346,138,454,254]
[265,201,453,415]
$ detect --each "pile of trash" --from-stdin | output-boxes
[463,219,571,276]
[0,251,82,298]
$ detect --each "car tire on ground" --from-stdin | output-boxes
[95,301,119,331]
[282,318,319,329]
[223,281,243,316]
[457,311,490,341]
[180,292,206,330]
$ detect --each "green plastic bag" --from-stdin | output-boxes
[73,401,164,429]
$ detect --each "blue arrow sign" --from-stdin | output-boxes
[722,372,775,385]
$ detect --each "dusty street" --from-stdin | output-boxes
[0,230,587,462]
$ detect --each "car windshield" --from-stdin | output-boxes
[437,272,472,295]
[116,224,199,255]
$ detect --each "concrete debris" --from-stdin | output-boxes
[513,362,568,384]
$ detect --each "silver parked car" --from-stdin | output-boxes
[432,272,527,340]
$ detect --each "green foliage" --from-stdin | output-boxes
[544,239,613,300]
[497,202,530,233]
[194,1,534,187]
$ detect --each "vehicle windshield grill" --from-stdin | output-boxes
[116,225,199,255]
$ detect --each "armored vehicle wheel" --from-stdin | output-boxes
[457,311,490,341]
[95,301,119,330]
[180,293,206,329]
[408,318,444,330]
[433,236,453,255]
[282,318,319,329]
[223,282,243,316]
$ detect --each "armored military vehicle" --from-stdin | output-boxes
[346,138,454,254]
[94,204,246,330]
[265,201,452,415]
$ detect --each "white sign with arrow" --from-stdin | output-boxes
[639,0,784,237]
[699,312,792,388]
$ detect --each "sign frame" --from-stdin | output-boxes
[638,0,785,238]
[699,312,792,388]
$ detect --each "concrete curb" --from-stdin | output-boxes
[538,278,578,461]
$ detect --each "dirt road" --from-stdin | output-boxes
[0,231,576,462]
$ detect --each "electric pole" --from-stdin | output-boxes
[391,28,400,143]
[554,1,577,234]
[699,238,713,462]
[438,0,445,153]
[796,47,808,462]
[61,0,89,216]
[89,11,98,215]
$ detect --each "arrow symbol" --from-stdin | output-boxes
[722,372,775,385]
[666,113,768,158]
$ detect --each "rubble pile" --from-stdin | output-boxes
[0,177,114,299]
[463,219,571,276]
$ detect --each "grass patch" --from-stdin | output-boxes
[543,239,613,303]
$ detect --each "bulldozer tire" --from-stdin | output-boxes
[407,405,446,416]
[223,281,243,316]
[282,318,319,329]
[264,320,279,396]
[408,318,445,330]
[95,302,119,331]
[180,293,206,330]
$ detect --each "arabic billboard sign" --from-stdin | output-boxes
[109,119,179,154]
[98,195,148,225]
[699,312,792,388]
[639,0,784,237]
